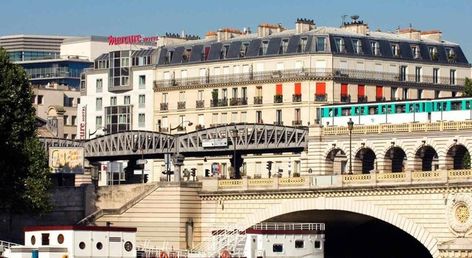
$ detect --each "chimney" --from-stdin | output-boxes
[257,23,285,37]
[205,31,217,41]
[342,15,369,35]
[397,28,421,40]
[420,30,442,42]
[295,18,315,33]
[216,28,243,42]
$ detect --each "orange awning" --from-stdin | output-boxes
[276,84,283,95]
[294,83,301,95]
[341,83,348,96]
[316,82,326,95]
[376,86,383,97]
[358,84,365,96]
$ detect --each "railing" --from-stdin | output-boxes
[274,95,283,103]
[153,68,465,90]
[211,98,228,107]
[292,94,302,102]
[0,240,20,249]
[205,169,472,192]
[254,96,263,104]
[251,222,325,231]
[196,100,205,108]
[323,120,472,135]
[177,101,186,110]
[230,97,248,106]
[340,94,351,103]
[292,120,303,126]
[160,103,168,111]
[358,95,368,103]
[315,94,327,102]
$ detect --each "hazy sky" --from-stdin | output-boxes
[2,0,471,60]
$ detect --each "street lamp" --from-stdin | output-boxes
[231,126,239,179]
[347,118,354,174]
[168,120,193,182]
[88,127,107,138]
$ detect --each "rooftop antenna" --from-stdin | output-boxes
[341,15,348,26]
[351,15,360,21]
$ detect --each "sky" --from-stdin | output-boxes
[1,0,471,60]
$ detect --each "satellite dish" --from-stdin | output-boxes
[351,15,360,21]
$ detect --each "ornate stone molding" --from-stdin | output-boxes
[446,193,472,237]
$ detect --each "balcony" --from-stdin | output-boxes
[315,94,327,102]
[376,97,386,102]
[230,97,248,106]
[195,124,205,130]
[274,95,283,103]
[340,95,351,103]
[292,94,302,102]
[254,96,263,105]
[357,96,368,103]
[153,68,465,92]
[274,121,284,126]
[160,103,168,111]
[159,127,169,133]
[292,120,303,126]
[210,98,228,107]
[196,100,205,109]
[177,101,186,110]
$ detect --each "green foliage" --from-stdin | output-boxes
[464,78,472,97]
[463,151,471,169]
[0,48,51,214]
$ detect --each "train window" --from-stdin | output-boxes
[295,240,304,248]
[273,244,283,252]
[396,104,405,113]
[467,102,471,109]
[369,106,376,115]
[342,107,350,116]
[451,101,461,110]
[314,241,321,249]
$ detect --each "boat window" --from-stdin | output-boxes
[79,242,86,249]
[42,233,50,246]
[96,242,103,250]
[295,240,304,248]
[57,234,64,244]
[314,240,322,249]
[273,244,284,252]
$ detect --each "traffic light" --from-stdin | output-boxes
[266,161,273,171]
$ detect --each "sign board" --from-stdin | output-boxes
[202,138,228,148]
[78,105,86,139]
[108,35,159,45]
[49,147,84,174]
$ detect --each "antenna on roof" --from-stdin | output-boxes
[351,15,359,21]
[341,15,348,26]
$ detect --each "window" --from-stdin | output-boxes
[429,46,438,60]
[110,96,117,106]
[295,108,301,122]
[71,134,76,139]
[418,89,423,99]
[96,242,103,250]
[37,95,44,105]
[242,87,247,99]
[335,38,345,53]
[162,93,168,103]
[371,41,380,56]
[433,68,439,84]
[138,113,145,127]
[96,116,102,128]
[198,90,204,100]
[435,90,440,98]
[256,111,263,123]
[399,66,407,81]
[314,241,321,249]
[391,87,397,100]
[415,67,422,82]
[450,69,456,85]
[295,240,304,249]
[96,79,103,92]
[273,244,283,253]
[391,44,400,57]
[276,110,282,125]
[96,98,102,111]
[298,37,307,53]
[139,94,145,108]
[79,242,86,250]
[232,88,238,98]
[403,88,408,99]
[256,86,262,97]
[261,40,269,55]
[71,116,77,126]
[124,96,130,105]
[41,233,50,246]
[411,46,420,59]
[316,37,326,52]
[57,234,64,244]
[64,115,69,125]
[280,39,289,54]
[139,75,146,89]
[353,39,362,54]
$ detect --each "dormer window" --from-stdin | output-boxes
[297,37,308,53]
[371,41,380,56]
[182,48,191,62]
[391,44,400,57]
[446,48,455,61]
[335,38,345,53]
[240,42,249,57]
[260,40,269,55]
[315,37,327,52]
[280,39,289,54]
[411,46,420,59]
[429,46,438,61]
[165,50,174,64]
[221,45,230,59]
[353,39,362,54]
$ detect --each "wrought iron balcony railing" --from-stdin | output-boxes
[210,98,228,107]
[230,97,248,106]
[160,103,168,111]
[254,96,263,105]
[292,94,302,102]
[196,100,205,108]
[154,68,465,90]
[358,96,368,103]
[315,94,327,102]
[292,120,303,126]
[340,95,351,103]
[274,95,283,103]
[177,101,186,110]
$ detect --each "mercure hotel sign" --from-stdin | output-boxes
[108,35,159,45]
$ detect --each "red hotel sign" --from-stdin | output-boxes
[108,35,159,45]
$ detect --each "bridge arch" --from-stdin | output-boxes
[446,143,471,170]
[324,147,347,174]
[414,144,439,171]
[383,145,408,172]
[241,197,439,258]
[354,146,377,174]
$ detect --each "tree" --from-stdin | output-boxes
[0,48,51,218]
[464,77,472,97]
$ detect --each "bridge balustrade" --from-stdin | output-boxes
[205,169,472,192]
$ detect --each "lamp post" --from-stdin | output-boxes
[169,120,193,182]
[231,126,239,179]
[88,127,107,139]
[347,118,354,174]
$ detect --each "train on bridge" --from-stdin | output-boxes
[319,96,472,126]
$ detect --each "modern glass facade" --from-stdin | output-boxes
[8,51,60,62]
[21,60,92,88]
[104,105,133,134]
